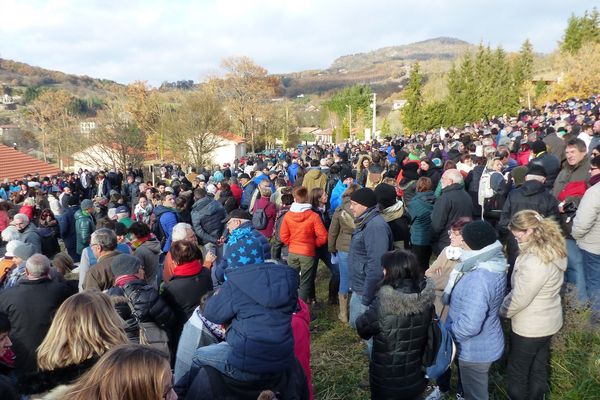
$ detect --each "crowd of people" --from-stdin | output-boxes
[0,95,599,399]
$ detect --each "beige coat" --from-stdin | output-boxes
[500,252,566,337]
[572,182,600,255]
[424,248,458,322]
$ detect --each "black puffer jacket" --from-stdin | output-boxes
[217,189,238,213]
[191,197,227,245]
[528,153,560,190]
[356,279,435,400]
[497,180,560,235]
[430,183,473,255]
[106,280,174,342]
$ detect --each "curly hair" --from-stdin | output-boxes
[509,210,567,264]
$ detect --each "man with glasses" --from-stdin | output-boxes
[572,155,600,328]
[10,214,41,254]
[82,228,121,291]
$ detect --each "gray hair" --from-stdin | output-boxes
[91,228,117,251]
[443,169,464,185]
[25,254,51,279]
[13,213,30,225]
[172,223,193,242]
[1,226,21,242]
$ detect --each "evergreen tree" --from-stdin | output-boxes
[514,39,534,86]
[401,62,424,133]
[561,8,600,54]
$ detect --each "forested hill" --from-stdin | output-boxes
[279,37,475,98]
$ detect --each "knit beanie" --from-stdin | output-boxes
[402,162,419,181]
[526,164,547,178]
[225,227,265,268]
[213,171,224,182]
[13,243,34,260]
[510,166,529,186]
[111,253,142,277]
[374,183,397,208]
[350,188,377,208]
[461,221,497,251]
[80,199,94,210]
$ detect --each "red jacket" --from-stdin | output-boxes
[253,197,277,239]
[280,204,328,257]
[292,300,313,400]
[19,204,34,221]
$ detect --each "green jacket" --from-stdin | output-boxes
[75,210,95,255]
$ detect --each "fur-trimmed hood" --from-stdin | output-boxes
[378,279,435,316]
[18,356,98,395]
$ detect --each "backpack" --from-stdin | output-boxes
[152,211,180,248]
[424,307,456,380]
[478,170,495,207]
[252,202,268,230]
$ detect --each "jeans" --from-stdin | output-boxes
[582,249,600,322]
[349,293,372,356]
[174,317,219,383]
[338,251,350,294]
[191,342,275,382]
[459,360,491,400]
[506,332,552,400]
[566,239,587,304]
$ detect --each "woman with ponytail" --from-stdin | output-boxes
[501,209,567,400]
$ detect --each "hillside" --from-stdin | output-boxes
[0,58,122,99]
[279,37,475,98]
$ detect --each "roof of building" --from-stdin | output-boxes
[0,144,62,181]
[218,131,245,144]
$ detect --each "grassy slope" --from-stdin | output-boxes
[311,265,600,399]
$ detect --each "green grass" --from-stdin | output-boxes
[310,265,600,399]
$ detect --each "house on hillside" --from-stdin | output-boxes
[80,119,97,135]
[210,132,246,166]
[0,124,19,137]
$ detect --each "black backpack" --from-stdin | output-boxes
[151,211,180,248]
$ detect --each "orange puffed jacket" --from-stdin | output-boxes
[280,203,328,257]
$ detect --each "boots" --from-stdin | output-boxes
[328,277,340,305]
[338,294,349,323]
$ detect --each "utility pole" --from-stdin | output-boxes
[372,93,377,139]
[346,104,352,140]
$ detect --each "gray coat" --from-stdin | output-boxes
[349,207,393,306]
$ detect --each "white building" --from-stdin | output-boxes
[209,132,246,166]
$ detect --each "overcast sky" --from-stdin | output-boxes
[0,0,592,85]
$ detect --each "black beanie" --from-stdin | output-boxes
[111,253,142,277]
[461,220,497,250]
[374,183,397,208]
[350,188,377,208]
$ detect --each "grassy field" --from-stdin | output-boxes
[310,265,600,400]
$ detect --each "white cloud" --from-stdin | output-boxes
[0,0,592,85]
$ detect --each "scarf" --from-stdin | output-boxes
[114,274,138,288]
[445,246,463,261]
[174,260,202,277]
[193,310,226,341]
[442,241,507,305]
[354,206,378,230]
[381,201,404,222]
[131,235,151,250]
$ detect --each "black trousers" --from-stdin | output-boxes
[410,244,432,275]
[507,331,552,400]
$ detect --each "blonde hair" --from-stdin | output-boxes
[37,292,128,370]
[509,210,567,264]
[60,344,170,400]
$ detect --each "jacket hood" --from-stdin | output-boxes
[226,262,299,309]
[192,196,212,211]
[290,202,312,213]
[381,201,404,222]
[305,169,323,179]
[140,238,161,254]
[74,210,90,220]
[153,205,175,217]
[192,197,221,214]
[285,206,315,223]
[378,279,435,316]
[338,202,355,230]
[520,180,546,196]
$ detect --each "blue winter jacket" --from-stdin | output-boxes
[154,205,179,252]
[203,262,299,374]
[287,163,300,184]
[447,268,506,363]
[349,207,393,306]
[329,179,347,213]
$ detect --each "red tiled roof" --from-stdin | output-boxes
[0,144,62,180]
[218,131,245,144]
